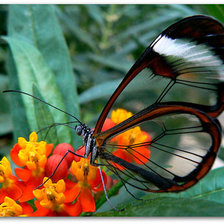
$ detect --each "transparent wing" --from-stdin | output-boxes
[94,15,224,135]
[96,105,221,192]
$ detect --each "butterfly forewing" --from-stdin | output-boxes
[94,16,224,135]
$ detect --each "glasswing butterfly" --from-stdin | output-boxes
[4,15,224,195]
[84,15,224,193]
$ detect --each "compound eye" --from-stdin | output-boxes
[75,126,82,136]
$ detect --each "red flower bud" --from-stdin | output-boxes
[74,146,86,162]
[45,154,68,182]
[53,143,75,166]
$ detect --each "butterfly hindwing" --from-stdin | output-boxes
[96,104,221,192]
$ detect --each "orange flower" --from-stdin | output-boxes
[64,158,107,213]
[110,109,151,169]
[111,108,133,125]
[0,157,23,203]
[0,196,33,217]
[32,177,81,216]
[10,132,53,202]
[101,118,115,132]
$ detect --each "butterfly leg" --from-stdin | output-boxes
[112,166,143,201]
[98,166,124,211]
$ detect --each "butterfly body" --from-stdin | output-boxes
[75,124,98,164]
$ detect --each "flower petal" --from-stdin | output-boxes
[10,143,24,167]
[56,179,65,193]
[0,183,23,203]
[18,176,43,202]
[64,183,80,203]
[63,201,82,216]
[102,118,115,132]
[133,147,150,165]
[20,202,33,215]
[90,169,107,192]
[31,201,50,217]
[112,149,132,170]
[142,131,152,142]
[33,189,44,201]
[111,109,133,125]
[29,132,38,142]
[79,188,95,212]
[15,168,32,182]
[46,144,54,157]
[64,179,76,189]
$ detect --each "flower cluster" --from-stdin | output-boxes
[0,108,151,216]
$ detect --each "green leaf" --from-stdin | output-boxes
[87,54,132,72]
[97,167,224,215]
[3,36,71,144]
[205,5,224,23]
[8,5,80,145]
[32,85,58,144]
[0,74,10,114]
[7,50,31,140]
[79,74,161,104]
[56,6,97,52]
[85,5,105,27]
[79,79,122,104]
[172,167,224,205]
[169,4,198,15]
[139,167,224,206]
[95,180,124,211]
[0,74,8,89]
[0,114,13,136]
[111,12,182,45]
[96,184,148,213]
[96,197,224,216]
[218,146,224,161]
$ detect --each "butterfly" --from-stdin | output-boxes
[5,15,224,195]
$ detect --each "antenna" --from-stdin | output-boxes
[3,90,83,125]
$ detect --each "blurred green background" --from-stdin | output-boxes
[0,4,224,216]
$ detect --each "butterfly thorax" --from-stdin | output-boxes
[75,124,98,165]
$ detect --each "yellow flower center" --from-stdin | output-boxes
[110,109,148,148]
[33,178,65,211]
[120,126,148,146]
[17,132,48,176]
[0,157,13,188]
[111,108,133,125]
[70,158,98,188]
[0,197,23,217]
